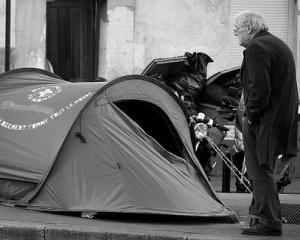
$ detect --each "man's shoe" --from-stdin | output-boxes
[241,222,282,236]
[249,217,258,226]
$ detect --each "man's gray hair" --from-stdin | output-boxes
[234,10,269,32]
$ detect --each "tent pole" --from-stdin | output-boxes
[5,0,11,71]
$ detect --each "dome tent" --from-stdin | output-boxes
[0,68,236,220]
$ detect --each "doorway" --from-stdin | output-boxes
[46,0,100,82]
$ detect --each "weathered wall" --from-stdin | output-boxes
[98,0,108,79]
[14,0,46,69]
[134,0,231,77]
[0,0,6,72]
[98,0,136,79]
[99,0,231,80]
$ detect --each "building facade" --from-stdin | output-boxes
[0,0,299,93]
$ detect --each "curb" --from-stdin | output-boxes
[0,220,242,240]
[0,221,44,240]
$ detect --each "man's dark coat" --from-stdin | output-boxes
[241,31,298,165]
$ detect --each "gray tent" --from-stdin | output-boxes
[0,68,236,219]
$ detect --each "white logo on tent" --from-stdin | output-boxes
[28,86,62,102]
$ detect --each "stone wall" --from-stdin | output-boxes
[98,0,231,80]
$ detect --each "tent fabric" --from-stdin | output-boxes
[0,68,65,93]
[28,103,228,216]
[0,68,236,219]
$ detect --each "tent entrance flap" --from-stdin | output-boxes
[115,100,184,158]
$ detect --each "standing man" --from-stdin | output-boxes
[233,10,298,236]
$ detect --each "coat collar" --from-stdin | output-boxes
[253,30,269,40]
[242,30,269,63]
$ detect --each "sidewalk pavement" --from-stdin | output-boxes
[1,192,300,240]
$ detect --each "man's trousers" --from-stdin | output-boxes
[242,118,282,229]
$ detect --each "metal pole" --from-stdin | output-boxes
[222,151,231,192]
[5,0,11,71]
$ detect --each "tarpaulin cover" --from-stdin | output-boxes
[0,68,236,219]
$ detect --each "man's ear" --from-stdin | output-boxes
[246,26,252,34]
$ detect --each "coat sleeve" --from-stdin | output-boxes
[245,42,271,123]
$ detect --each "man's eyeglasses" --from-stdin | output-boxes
[234,25,245,35]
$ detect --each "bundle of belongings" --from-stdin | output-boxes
[143,52,236,175]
